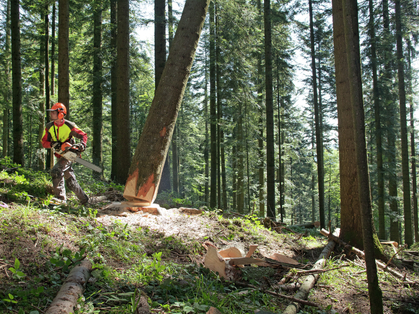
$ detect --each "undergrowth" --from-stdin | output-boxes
[0,158,418,314]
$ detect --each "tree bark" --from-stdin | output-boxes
[340,0,383,311]
[368,0,385,239]
[265,0,275,219]
[155,0,171,192]
[45,260,92,314]
[11,0,24,166]
[408,41,418,242]
[332,0,363,249]
[3,0,11,158]
[309,0,325,229]
[209,0,217,209]
[92,1,103,178]
[114,0,131,184]
[123,0,210,204]
[383,0,399,243]
[38,7,47,170]
[58,0,70,115]
[395,0,413,246]
[110,0,117,181]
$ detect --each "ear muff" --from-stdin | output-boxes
[58,111,65,119]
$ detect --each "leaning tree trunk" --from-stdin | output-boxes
[123,0,210,204]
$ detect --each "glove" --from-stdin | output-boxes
[51,141,61,149]
[74,143,86,152]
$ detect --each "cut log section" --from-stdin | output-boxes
[45,259,92,314]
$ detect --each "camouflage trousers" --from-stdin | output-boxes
[51,157,88,204]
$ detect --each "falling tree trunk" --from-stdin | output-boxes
[92,1,103,178]
[114,0,131,184]
[339,0,383,311]
[58,0,69,115]
[209,0,217,209]
[11,0,24,166]
[368,0,385,240]
[3,0,11,157]
[265,0,275,219]
[123,0,210,205]
[110,0,117,181]
[395,0,412,247]
[309,0,325,229]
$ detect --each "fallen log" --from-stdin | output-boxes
[235,281,319,308]
[282,229,340,314]
[45,259,92,314]
[288,221,320,229]
[320,229,415,285]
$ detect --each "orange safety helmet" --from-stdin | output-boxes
[47,103,67,119]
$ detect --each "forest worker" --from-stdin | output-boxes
[41,102,89,205]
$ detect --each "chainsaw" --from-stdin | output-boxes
[53,142,102,173]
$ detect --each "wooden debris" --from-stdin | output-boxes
[320,228,416,285]
[206,307,222,314]
[235,281,320,308]
[203,242,227,278]
[179,207,203,215]
[202,242,302,280]
[288,221,320,229]
[45,259,92,314]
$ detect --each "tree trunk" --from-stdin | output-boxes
[92,0,103,178]
[369,0,385,239]
[58,0,70,115]
[332,0,363,250]
[265,0,275,219]
[155,0,171,192]
[47,2,56,169]
[209,0,217,208]
[395,0,412,246]
[123,0,210,204]
[340,0,383,311]
[3,0,11,157]
[382,0,399,243]
[114,0,131,184]
[309,0,325,229]
[38,8,47,170]
[169,0,180,195]
[408,41,418,242]
[11,0,24,166]
[110,0,117,181]
[237,104,244,214]
[257,0,264,217]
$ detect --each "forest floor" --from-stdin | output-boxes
[0,159,419,314]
